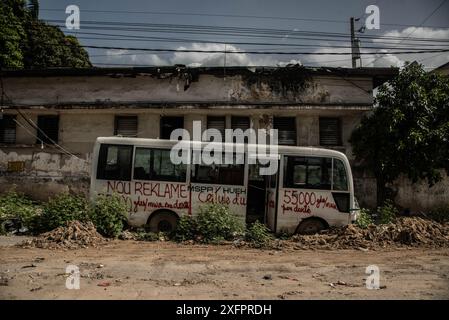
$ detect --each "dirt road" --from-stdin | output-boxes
[1,236,448,299]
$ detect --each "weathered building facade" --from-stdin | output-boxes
[1,65,445,211]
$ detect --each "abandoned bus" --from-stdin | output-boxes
[90,137,359,234]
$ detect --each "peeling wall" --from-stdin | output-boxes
[390,172,449,211]
[0,148,90,201]
[3,74,373,106]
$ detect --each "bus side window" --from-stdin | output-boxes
[133,147,187,182]
[97,144,133,181]
[332,158,348,191]
[134,148,152,180]
[284,156,332,190]
[191,153,245,186]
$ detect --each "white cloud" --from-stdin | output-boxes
[96,27,448,70]
[100,43,300,67]
[296,27,449,70]
[104,49,169,66]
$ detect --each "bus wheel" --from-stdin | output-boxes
[296,218,327,235]
[146,211,179,233]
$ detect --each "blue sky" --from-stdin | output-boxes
[38,0,449,68]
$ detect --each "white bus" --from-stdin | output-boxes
[90,137,359,234]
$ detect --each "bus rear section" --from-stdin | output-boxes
[267,149,358,234]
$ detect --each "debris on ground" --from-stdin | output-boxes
[18,221,106,250]
[97,281,111,287]
[291,217,449,250]
[30,286,42,292]
[0,276,9,286]
[118,230,138,241]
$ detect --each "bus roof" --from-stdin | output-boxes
[95,136,348,159]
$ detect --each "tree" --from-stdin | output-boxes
[0,0,91,69]
[0,0,26,68]
[350,62,449,206]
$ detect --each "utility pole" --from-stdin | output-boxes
[350,17,356,68]
[350,17,361,68]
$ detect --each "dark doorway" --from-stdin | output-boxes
[246,164,267,224]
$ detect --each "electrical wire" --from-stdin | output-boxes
[39,7,449,29]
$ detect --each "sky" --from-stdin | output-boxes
[38,0,449,69]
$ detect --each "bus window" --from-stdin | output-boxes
[191,153,244,185]
[284,156,332,190]
[333,158,348,191]
[133,147,186,182]
[97,144,133,181]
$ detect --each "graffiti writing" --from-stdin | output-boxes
[281,189,337,214]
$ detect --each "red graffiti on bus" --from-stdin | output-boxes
[281,190,337,214]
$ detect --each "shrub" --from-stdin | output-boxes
[89,194,128,237]
[195,204,244,243]
[427,206,449,223]
[40,193,89,232]
[355,208,374,229]
[0,191,40,234]
[174,215,197,242]
[245,220,273,247]
[377,199,398,224]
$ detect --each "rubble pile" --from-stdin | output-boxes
[20,221,106,249]
[292,217,449,249]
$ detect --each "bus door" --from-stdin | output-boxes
[246,163,267,224]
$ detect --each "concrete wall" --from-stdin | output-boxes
[3,74,373,106]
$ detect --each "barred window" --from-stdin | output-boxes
[206,116,226,142]
[273,117,296,146]
[319,117,342,146]
[0,115,16,144]
[231,116,250,143]
[115,116,138,137]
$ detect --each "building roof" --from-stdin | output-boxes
[0,65,398,88]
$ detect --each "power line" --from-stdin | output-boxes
[61,31,449,49]
[39,7,449,29]
[42,20,449,43]
[366,0,448,66]
[71,36,449,51]
[80,44,449,55]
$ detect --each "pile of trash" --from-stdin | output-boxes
[292,217,449,250]
[19,221,106,249]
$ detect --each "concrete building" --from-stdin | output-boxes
[433,61,449,76]
[1,65,445,211]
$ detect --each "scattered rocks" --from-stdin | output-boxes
[19,221,106,250]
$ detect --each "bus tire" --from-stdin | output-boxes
[146,210,179,233]
[296,218,327,235]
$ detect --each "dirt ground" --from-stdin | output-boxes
[0,236,448,299]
